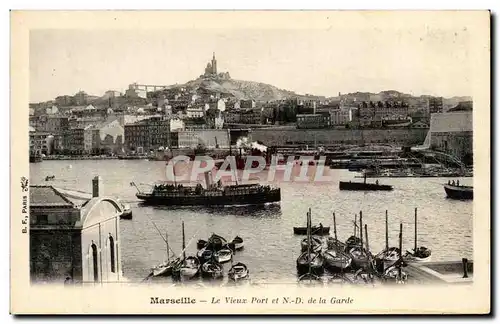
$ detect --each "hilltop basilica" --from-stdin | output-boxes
[201,52,231,80]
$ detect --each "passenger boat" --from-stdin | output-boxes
[228,262,249,281]
[300,236,323,253]
[339,180,393,191]
[323,249,352,271]
[231,236,244,250]
[213,248,233,264]
[444,183,473,200]
[201,261,224,279]
[293,226,330,235]
[133,171,281,207]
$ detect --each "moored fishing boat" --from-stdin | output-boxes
[348,246,370,269]
[323,249,352,271]
[296,251,324,274]
[172,256,200,280]
[151,258,179,277]
[197,239,208,250]
[206,233,228,251]
[231,236,244,250]
[374,247,401,271]
[228,262,249,281]
[196,247,213,262]
[301,236,323,253]
[214,248,233,264]
[119,202,133,220]
[201,261,224,279]
[404,247,432,262]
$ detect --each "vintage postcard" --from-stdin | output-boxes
[10,10,490,314]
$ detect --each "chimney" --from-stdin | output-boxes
[204,171,212,189]
[92,176,102,198]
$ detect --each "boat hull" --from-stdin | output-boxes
[323,250,352,271]
[136,190,281,207]
[339,181,393,191]
[120,209,133,220]
[444,184,473,200]
[293,226,330,235]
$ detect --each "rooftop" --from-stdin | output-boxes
[29,186,76,208]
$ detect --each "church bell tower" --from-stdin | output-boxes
[211,52,217,75]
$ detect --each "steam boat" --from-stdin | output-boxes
[133,172,281,207]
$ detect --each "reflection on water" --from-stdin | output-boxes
[31,160,473,282]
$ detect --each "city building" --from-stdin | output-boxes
[83,120,124,155]
[58,128,86,155]
[177,130,230,149]
[124,116,171,152]
[429,111,472,163]
[29,177,124,285]
[330,108,354,126]
[29,127,49,156]
[296,114,331,129]
[428,97,444,114]
[73,91,89,106]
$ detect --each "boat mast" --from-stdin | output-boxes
[307,208,312,276]
[182,221,186,260]
[166,231,170,261]
[173,162,177,187]
[385,210,389,252]
[398,223,403,279]
[359,210,363,249]
[414,207,418,252]
[333,212,338,249]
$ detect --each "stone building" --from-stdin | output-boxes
[124,116,171,152]
[296,114,331,129]
[429,111,472,163]
[29,177,124,285]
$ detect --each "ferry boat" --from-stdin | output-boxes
[133,173,281,207]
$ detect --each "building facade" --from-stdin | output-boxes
[429,97,444,114]
[296,114,331,129]
[429,111,472,163]
[124,116,171,152]
[29,179,124,285]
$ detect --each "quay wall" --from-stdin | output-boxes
[250,128,428,147]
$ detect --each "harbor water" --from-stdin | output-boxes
[31,160,473,283]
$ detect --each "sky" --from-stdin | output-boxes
[29,27,473,103]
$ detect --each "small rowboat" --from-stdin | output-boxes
[301,236,323,253]
[197,239,208,250]
[296,251,324,274]
[231,236,244,250]
[196,247,213,262]
[201,261,224,279]
[383,265,408,283]
[207,234,228,251]
[323,249,352,271]
[404,247,432,262]
[172,256,200,280]
[293,226,330,236]
[228,262,249,281]
[214,248,233,264]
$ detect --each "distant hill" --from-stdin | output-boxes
[164,77,304,102]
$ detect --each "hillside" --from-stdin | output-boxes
[169,77,302,102]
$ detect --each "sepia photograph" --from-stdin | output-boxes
[10,10,490,314]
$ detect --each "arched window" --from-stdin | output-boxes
[109,235,116,273]
[91,243,98,283]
